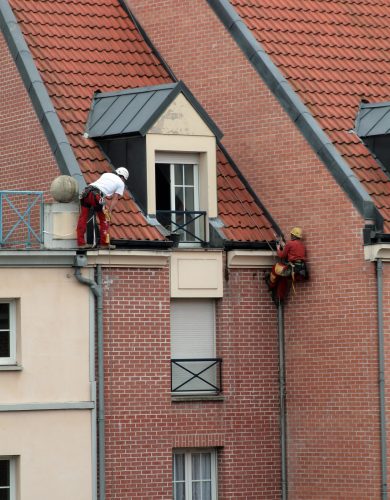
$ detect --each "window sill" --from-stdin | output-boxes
[0,364,22,371]
[171,394,224,402]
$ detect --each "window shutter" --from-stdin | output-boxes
[171,299,215,358]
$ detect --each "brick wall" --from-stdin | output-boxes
[125,2,382,497]
[0,33,59,196]
[102,264,280,499]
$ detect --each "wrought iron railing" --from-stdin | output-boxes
[0,191,44,248]
[156,210,207,244]
[171,358,222,394]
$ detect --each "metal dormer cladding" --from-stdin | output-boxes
[355,101,390,174]
[85,82,223,139]
[355,102,390,138]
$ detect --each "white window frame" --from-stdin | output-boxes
[0,300,16,365]
[173,449,218,500]
[0,457,16,500]
[155,152,203,245]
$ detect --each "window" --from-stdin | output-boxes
[171,299,222,394]
[156,153,206,245]
[0,458,16,500]
[173,449,217,500]
[0,301,16,365]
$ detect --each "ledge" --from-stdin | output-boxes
[364,244,390,261]
[0,401,94,412]
[227,249,275,268]
[171,394,225,402]
[0,364,22,371]
[86,249,170,267]
[0,250,76,267]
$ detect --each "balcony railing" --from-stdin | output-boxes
[0,191,44,248]
[171,358,222,394]
[156,210,207,245]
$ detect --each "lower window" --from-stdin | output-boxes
[0,301,16,365]
[173,449,217,500]
[0,457,16,500]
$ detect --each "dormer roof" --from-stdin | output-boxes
[86,82,223,140]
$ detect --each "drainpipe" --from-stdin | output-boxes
[376,259,388,500]
[278,302,288,499]
[74,257,105,500]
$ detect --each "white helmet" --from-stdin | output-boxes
[116,167,129,180]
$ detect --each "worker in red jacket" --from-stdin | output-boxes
[276,226,306,263]
[266,227,307,304]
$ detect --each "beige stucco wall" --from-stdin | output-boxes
[0,267,91,403]
[0,410,92,499]
[170,250,223,297]
[146,92,218,218]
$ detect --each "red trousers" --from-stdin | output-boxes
[76,191,109,245]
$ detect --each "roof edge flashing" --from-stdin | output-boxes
[0,0,84,188]
[207,0,381,229]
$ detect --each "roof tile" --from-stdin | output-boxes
[231,0,390,230]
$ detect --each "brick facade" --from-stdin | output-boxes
[102,265,280,499]
[125,2,383,497]
[0,33,59,197]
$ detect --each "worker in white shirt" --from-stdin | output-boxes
[76,167,129,249]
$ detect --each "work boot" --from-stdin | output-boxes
[99,244,116,250]
[79,243,93,249]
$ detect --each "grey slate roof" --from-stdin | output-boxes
[355,101,390,138]
[86,81,223,140]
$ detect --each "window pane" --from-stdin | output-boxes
[202,482,212,500]
[0,460,9,488]
[156,163,171,212]
[184,188,194,211]
[175,187,184,212]
[0,305,9,330]
[192,454,201,480]
[192,481,201,500]
[0,491,10,500]
[0,332,10,358]
[175,164,183,185]
[174,454,185,482]
[174,482,185,500]
[201,453,211,480]
[183,165,194,185]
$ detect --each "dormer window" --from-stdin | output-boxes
[85,82,222,246]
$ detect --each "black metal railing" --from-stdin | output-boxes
[171,358,222,394]
[156,210,207,244]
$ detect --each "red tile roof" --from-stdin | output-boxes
[231,0,390,232]
[8,0,277,243]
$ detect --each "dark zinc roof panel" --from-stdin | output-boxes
[355,102,390,138]
[87,84,176,138]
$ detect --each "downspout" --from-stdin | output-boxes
[278,302,288,499]
[376,259,388,500]
[74,257,105,500]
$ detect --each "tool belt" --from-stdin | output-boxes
[79,185,105,209]
[80,185,105,202]
[290,260,308,281]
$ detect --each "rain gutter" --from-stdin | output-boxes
[74,257,104,500]
[0,0,85,189]
[278,303,288,500]
[206,0,383,231]
[376,259,388,500]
